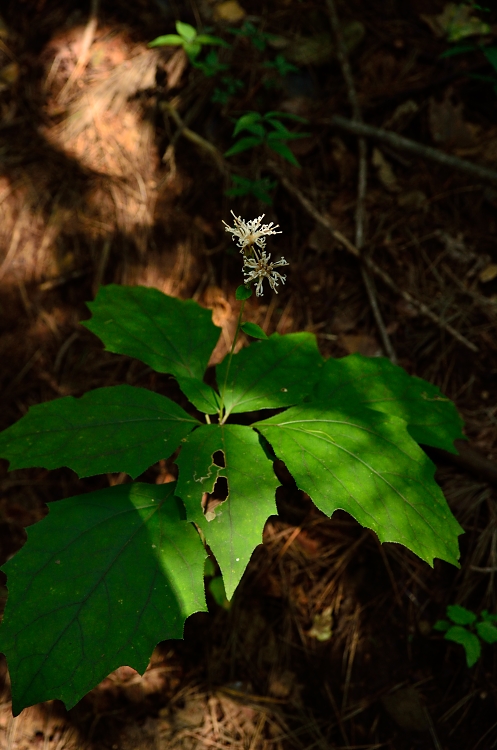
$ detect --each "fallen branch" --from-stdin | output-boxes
[270,164,478,353]
[328,115,497,186]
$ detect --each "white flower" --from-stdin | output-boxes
[243,250,289,297]
[222,210,281,253]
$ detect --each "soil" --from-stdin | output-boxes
[0,0,496,748]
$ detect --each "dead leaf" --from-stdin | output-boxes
[479,264,497,283]
[381,687,430,731]
[372,148,399,192]
[397,190,427,210]
[0,62,20,87]
[308,606,333,642]
[428,89,476,149]
[214,0,246,22]
[340,333,380,356]
[382,99,419,131]
[421,3,491,42]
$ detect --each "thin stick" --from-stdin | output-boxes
[159,100,227,174]
[57,0,100,103]
[328,115,497,186]
[270,165,478,353]
[326,0,397,363]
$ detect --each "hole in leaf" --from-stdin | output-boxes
[202,476,228,521]
[213,450,225,467]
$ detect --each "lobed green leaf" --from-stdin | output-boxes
[254,404,463,567]
[175,424,279,598]
[312,354,464,453]
[82,285,220,384]
[0,385,199,478]
[216,332,324,418]
[476,620,497,644]
[0,482,207,714]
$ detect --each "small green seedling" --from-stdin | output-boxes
[0,212,465,715]
[227,21,277,52]
[225,111,310,167]
[434,604,497,667]
[149,20,229,64]
[212,75,244,105]
[263,54,299,77]
[225,175,278,205]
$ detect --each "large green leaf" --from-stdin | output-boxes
[0,385,199,478]
[312,354,464,452]
[175,424,279,598]
[0,482,207,714]
[82,285,221,382]
[254,404,463,566]
[216,333,323,418]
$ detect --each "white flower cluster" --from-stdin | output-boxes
[222,211,289,297]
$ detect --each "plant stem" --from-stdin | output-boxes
[218,300,245,424]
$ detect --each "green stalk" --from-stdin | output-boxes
[218,299,245,425]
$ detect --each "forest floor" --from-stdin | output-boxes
[0,0,496,748]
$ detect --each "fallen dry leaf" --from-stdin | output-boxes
[372,148,399,192]
[214,0,246,22]
[479,264,497,283]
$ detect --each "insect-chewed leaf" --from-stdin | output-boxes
[0,385,199,478]
[254,404,463,567]
[312,354,464,453]
[82,285,220,383]
[0,482,207,714]
[175,424,279,599]
[216,332,323,418]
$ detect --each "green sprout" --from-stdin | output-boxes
[211,75,244,105]
[149,20,229,64]
[227,21,277,52]
[225,111,310,168]
[263,54,298,77]
[434,604,497,667]
[225,175,277,205]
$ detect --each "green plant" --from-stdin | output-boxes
[149,20,229,64]
[262,53,299,77]
[0,213,464,714]
[211,75,244,105]
[225,175,278,204]
[227,21,277,52]
[434,605,497,667]
[225,111,310,167]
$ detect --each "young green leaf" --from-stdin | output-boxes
[433,619,451,632]
[476,620,497,644]
[254,404,463,567]
[312,354,464,453]
[241,322,268,340]
[0,385,199,478]
[0,482,207,714]
[266,138,301,167]
[175,21,197,42]
[176,377,221,415]
[216,332,324,418]
[447,604,477,626]
[444,626,481,667]
[175,423,279,599]
[225,136,263,157]
[233,112,262,136]
[235,284,253,301]
[82,285,220,383]
[148,34,184,48]
[195,34,231,48]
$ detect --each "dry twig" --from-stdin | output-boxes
[328,115,497,186]
[159,100,227,174]
[57,0,100,104]
[270,165,479,353]
[326,0,397,364]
